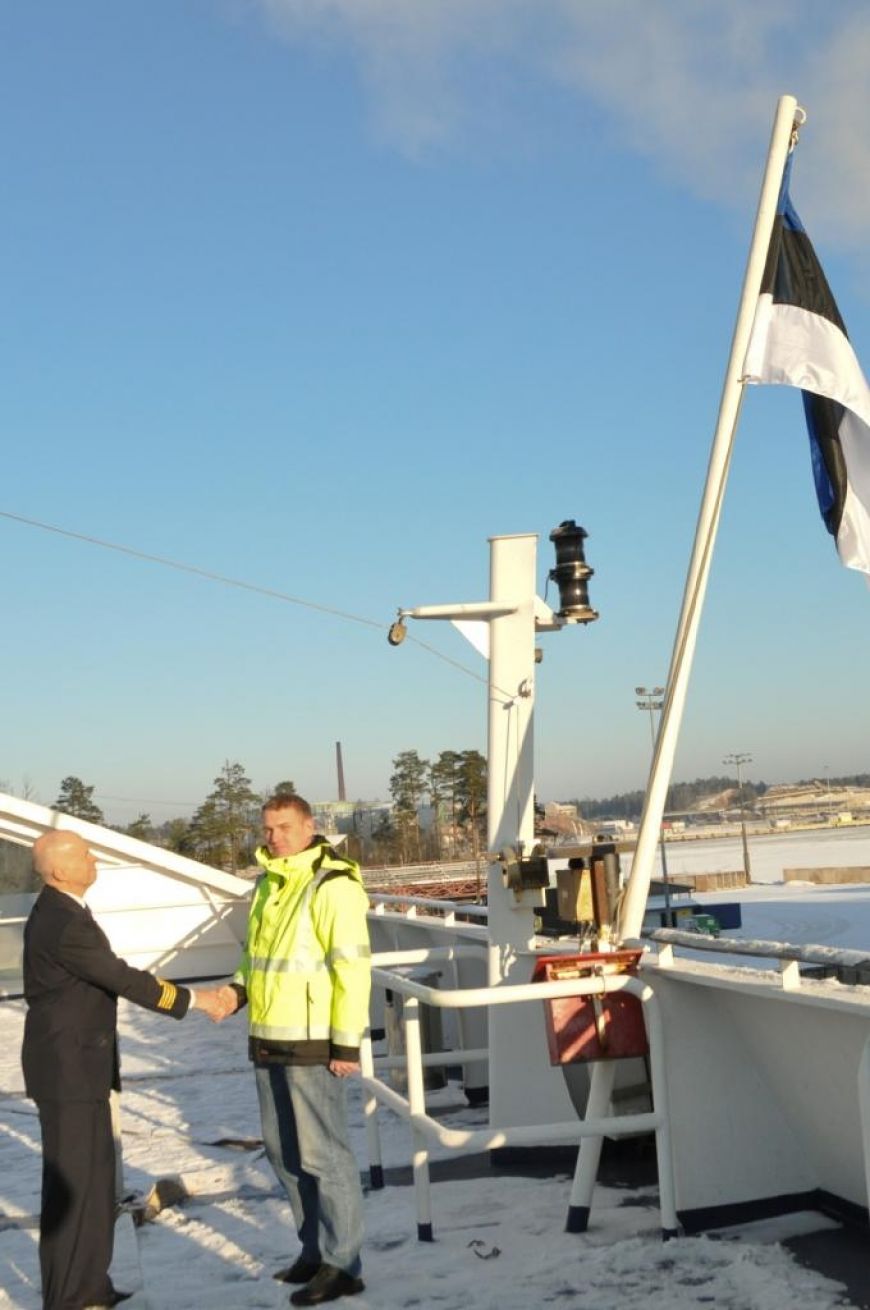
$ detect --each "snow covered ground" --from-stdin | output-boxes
[636,822,870,889]
[4,825,870,1308]
[650,823,870,954]
[0,997,855,1310]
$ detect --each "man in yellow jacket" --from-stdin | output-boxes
[222,794,371,1307]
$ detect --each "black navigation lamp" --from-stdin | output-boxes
[548,520,599,624]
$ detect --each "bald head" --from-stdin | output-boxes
[32,831,98,896]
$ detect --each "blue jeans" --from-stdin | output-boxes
[255,1064,364,1277]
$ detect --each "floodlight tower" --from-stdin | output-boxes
[635,685,671,917]
[724,751,753,882]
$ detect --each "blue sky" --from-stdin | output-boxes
[2,1,870,823]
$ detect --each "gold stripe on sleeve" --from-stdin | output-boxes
[156,979,177,1011]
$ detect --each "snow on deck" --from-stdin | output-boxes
[0,998,853,1310]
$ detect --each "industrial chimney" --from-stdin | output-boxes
[335,741,346,802]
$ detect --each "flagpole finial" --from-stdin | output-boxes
[790,104,807,151]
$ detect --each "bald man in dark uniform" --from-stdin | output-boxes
[22,830,224,1310]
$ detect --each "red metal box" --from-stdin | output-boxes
[531,950,649,1065]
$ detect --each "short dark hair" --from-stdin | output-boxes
[262,794,312,819]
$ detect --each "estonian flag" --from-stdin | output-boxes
[743,155,870,575]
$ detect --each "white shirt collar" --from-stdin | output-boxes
[56,888,88,908]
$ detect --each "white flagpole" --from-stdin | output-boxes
[570,94,806,1239]
[619,94,804,942]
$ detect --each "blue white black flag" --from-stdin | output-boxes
[743,156,870,575]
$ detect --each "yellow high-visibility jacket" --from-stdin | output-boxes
[233,837,371,1064]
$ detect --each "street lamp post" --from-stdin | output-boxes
[635,685,671,920]
[724,751,753,883]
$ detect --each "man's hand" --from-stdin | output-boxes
[195,987,238,1023]
[216,984,241,1017]
[328,1059,360,1078]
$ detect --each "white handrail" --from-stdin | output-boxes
[361,963,676,1241]
[649,928,870,968]
[371,965,643,1007]
[369,893,488,922]
[371,945,487,967]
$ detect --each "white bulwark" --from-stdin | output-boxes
[0,791,251,997]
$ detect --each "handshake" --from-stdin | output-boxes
[193,984,240,1023]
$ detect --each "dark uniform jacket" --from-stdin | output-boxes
[22,885,190,1103]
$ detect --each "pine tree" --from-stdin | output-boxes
[125,813,153,841]
[389,750,429,863]
[54,776,104,824]
[191,761,260,872]
[430,750,462,858]
[456,750,487,886]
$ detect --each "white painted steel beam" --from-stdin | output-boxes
[0,790,252,895]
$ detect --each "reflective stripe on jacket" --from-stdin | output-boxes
[233,837,371,1060]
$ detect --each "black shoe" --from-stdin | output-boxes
[274,1256,322,1284]
[290,1263,365,1306]
[83,1295,133,1309]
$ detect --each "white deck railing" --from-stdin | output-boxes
[361,945,677,1241]
[369,892,488,925]
[648,927,870,990]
